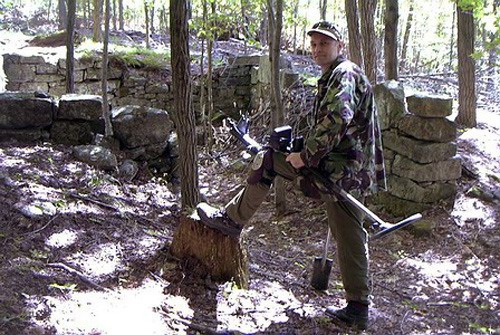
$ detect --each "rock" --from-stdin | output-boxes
[368,191,431,217]
[50,120,93,145]
[383,130,456,163]
[387,175,457,203]
[409,218,437,237]
[397,114,456,142]
[118,159,139,181]
[73,145,118,171]
[374,80,407,130]
[111,105,173,148]
[406,93,453,118]
[0,92,54,129]
[392,155,462,182]
[57,94,103,121]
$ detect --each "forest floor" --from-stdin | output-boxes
[0,28,499,335]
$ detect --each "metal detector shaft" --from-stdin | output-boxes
[303,167,422,231]
[228,117,422,234]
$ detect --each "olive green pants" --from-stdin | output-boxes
[225,151,370,304]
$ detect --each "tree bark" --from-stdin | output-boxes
[118,0,124,30]
[112,0,117,30]
[345,0,363,67]
[384,0,398,80]
[292,0,299,54]
[359,0,378,83]
[449,3,456,71]
[58,0,67,30]
[206,2,215,150]
[268,0,287,216]
[169,0,199,209]
[455,3,476,128]
[145,1,150,48]
[320,0,327,20]
[102,0,113,137]
[93,0,103,42]
[487,1,498,91]
[400,0,413,73]
[65,0,76,94]
[47,0,52,22]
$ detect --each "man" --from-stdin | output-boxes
[198,21,386,331]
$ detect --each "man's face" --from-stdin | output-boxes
[309,33,343,71]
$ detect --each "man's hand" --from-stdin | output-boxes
[286,152,305,169]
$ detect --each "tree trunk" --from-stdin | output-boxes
[118,0,124,30]
[82,0,87,28]
[359,0,378,83]
[345,0,363,67]
[292,0,299,54]
[199,0,215,150]
[47,0,52,22]
[268,0,287,216]
[66,0,76,94]
[58,0,67,30]
[260,3,268,46]
[159,6,168,34]
[168,1,246,290]
[449,3,456,71]
[102,0,113,137]
[206,2,215,150]
[93,0,102,42]
[400,0,413,73]
[150,2,155,35]
[199,0,207,147]
[145,1,150,48]
[87,0,92,28]
[240,0,248,48]
[384,0,398,80]
[301,0,312,55]
[112,0,117,30]
[320,0,327,20]
[455,3,476,128]
[487,1,498,91]
[169,0,199,209]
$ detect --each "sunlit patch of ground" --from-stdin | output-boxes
[451,194,497,228]
[26,277,322,335]
[46,229,79,248]
[68,242,124,280]
[399,251,498,309]
[215,280,319,333]
[28,279,176,335]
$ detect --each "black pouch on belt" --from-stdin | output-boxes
[247,149,275,186]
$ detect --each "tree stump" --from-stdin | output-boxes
[169,212,249,289]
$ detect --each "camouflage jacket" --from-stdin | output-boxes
[300,55,386,199]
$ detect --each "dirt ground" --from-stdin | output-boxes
[0,105,499,335]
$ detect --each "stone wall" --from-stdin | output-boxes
[373,81,460,216]
[0,92,178,180]
[2,53,296,120]
[1,53,460,216]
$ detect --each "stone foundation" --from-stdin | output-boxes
[1,53,461,217]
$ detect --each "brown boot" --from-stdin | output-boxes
[325,301,369,330]
[196,202,243,237]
